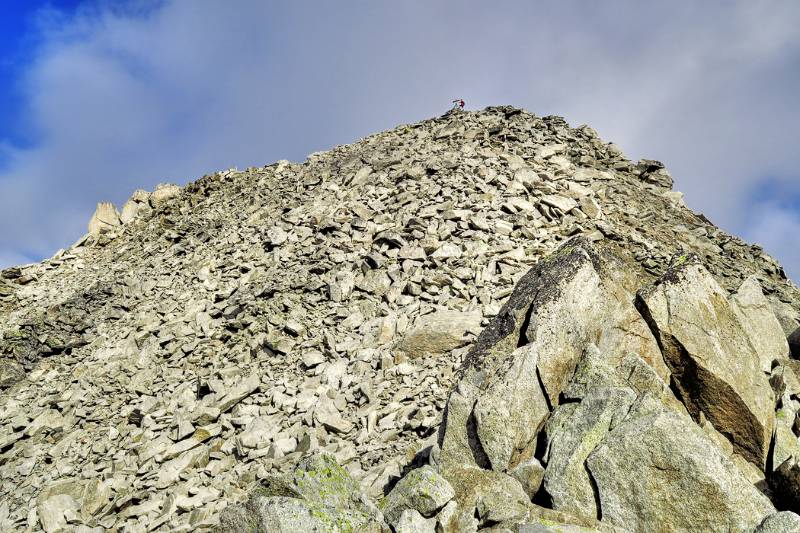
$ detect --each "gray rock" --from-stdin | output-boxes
[382,466,454,526]
[221,453,387,533]
[150,182,181,206]
[754,511,800,533]
[249,496,328,532]
[508,456,545,500]
[586,402,774,532]
[395,509,436,533]
[543,387,636,519]
[396,309,481,358]
[636,254,775,468]
[3,106,799,531]
[87,202,121,235]
[730,276,789,372]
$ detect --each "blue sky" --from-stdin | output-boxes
[0,1,798,282]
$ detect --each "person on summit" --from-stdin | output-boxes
[452,98,465,110]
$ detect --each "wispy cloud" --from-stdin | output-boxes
[0,1,798,280]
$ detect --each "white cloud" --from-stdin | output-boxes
[0,0,798,280]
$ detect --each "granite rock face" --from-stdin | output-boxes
[0,106,798,531]
[636,254,775,468]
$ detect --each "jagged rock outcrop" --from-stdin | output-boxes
[636,254,776,468]
[1,106,799,531]
[87,201,121,235]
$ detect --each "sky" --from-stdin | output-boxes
[0,1,798,281]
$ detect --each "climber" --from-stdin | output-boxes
[452,99,465,110]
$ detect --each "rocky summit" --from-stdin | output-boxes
[1,105,799,532]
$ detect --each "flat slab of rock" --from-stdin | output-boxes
[396,309,481,358]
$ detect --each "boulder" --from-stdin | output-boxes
[543,387,636,520]
[433,238,672,524]
[87,202,121,235]
[508,456,545,500]
[730,276,789,372]
[635,159,673,189]
[754,511,800,532]
[586,402,774,532]
[395,509,436,533]
[382,466,454,526]
[434,467,532,529]
[150,183,181,207]
[120,189,153,224]
[38,494,80,533]
[396,308,482,358]
[772,398,800,472]
[636,254,775,467]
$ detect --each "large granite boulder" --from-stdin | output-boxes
[436,237,668,482]
[636,254,775,468]
[586,398,774,532]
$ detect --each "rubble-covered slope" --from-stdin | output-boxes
[0,106,798,532]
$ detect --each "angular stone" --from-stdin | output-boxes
[636,255,775,467]
[730,276,789,372]
[237,416,275,449]
[215,374,260,413]
[772,398,800,471]
[87,202,121,235]
[472,343,550,473]
[225,453,388,532]
[382,466,454,526]
[395,509,436,533]
[38,494,79,533]
[541,195,577,213]
[508,456,545,500]
[248,497,327,532]
[396,309,481,358]
[431,243,462,259]
[586,404,774,532]
[543,387,636,519]
[150,183,181,206]
[80,479,111,520]
[754,511,800,533]
[120,190,152,224]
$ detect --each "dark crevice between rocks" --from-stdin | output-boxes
[586,465,603,521]
[768,457,800,513]
[531,482,553,509]
[467,403,492,470]
[765,430,777,495]
[516,302,536,348]
[789,326,800,359]
[533,426,550,465]
[534,368,554,414]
